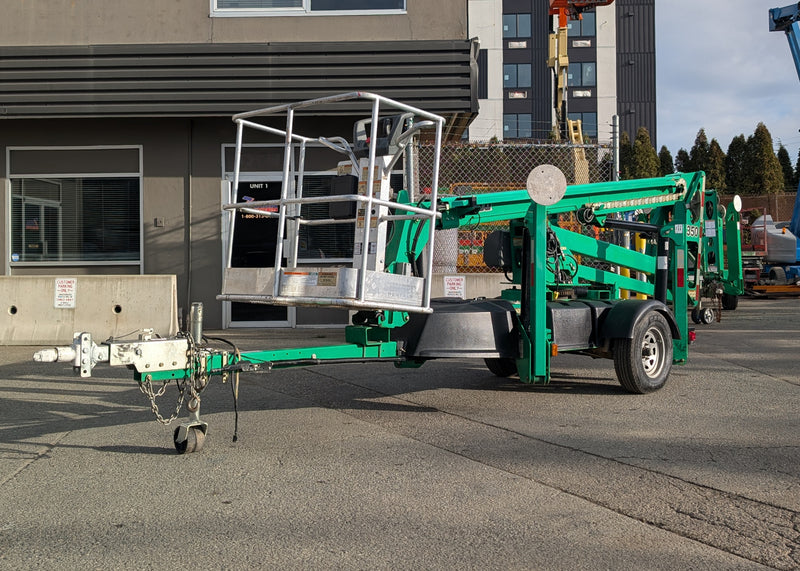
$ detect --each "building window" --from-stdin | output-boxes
[567,11,596,37]
[503,114,532,139]
[213,0,405,15]
[503,13,531,38]
[298,172,402,260]
[567,62,596,87]
[8,147,142,265]
[568,112,598,138]
[503,64,531,88]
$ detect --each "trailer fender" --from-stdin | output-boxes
[600,299,680,341]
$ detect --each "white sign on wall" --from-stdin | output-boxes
[443,275,466,299]
[54,278,77,309]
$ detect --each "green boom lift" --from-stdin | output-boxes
[34,93,744,453]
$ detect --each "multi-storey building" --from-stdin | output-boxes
[468,0,656,145]
[0,0,477,331]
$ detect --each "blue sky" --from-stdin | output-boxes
[656,0,800,162]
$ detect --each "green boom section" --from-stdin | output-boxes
[135,171,738,386]
[135,334,400,383]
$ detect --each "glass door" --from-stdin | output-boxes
[225,177,292,327]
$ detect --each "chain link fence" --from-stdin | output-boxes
[415,140,613,273]
[721,192,796,250]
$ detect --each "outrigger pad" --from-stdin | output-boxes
[394,298,518,359]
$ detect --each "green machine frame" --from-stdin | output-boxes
[34,94,743,453]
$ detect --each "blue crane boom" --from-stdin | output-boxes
[770,4,800,236]
[770,4,800,81]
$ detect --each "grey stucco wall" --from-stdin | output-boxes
[0,0,467,46]
[1,118,223,325]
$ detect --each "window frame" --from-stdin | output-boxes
[567,11,596,37]
[503,63,532,89]
[503,114,532,139]
[567,62,596,87]
[567,112,598,139]
[6,145,143,270]
[211,0,407,17]
[503,13,531,38]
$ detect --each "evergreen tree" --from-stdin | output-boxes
[795,148,800,189]
[777,144,794,191]
[630,126,660,179]
[658,145,674,176]
[619,131,633,180]
[674,148,691,173]
[745,123,784,195]
[706,139,727,193]
[688,128,710,173]
[725,134,748,194]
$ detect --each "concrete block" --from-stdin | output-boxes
[0,275,179,345]
[430,273,510,300]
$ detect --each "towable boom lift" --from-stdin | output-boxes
[34,93,743,453]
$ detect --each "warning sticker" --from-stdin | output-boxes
[317,272,338,287]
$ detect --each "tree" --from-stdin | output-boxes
[688,128,710,173]
[745,123,784,195]
[777,144,795,191]
[630,126,660,179]
[725,134,748,194]
[795,148,800,190]
[674,148,691,173]
[619,131,633,180]
[705,139,727,193]
[658,145,674,176]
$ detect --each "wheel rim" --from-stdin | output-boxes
[641,326,666,378]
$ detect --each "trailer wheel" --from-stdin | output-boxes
[613,310,672,394]
[699,307,715,325]
[174,426,206,454]
[721,293,738,310]
[484,358,517,377]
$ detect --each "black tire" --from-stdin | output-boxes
[613,310,672,394]
[174,427,189,454]
[484,357,518,377]
[769,266,787,285]
[173,426,206,454]
[690,306,702,324]
[721,293,738,311]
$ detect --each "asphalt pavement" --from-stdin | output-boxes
[0,297,798,569]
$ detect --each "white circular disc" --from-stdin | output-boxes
[732,194,742,213]
[526,164,567,206]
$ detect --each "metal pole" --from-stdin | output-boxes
[189,302,203,344]
[273,107,295,298]
[612,114,620,181]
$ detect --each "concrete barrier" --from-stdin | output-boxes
[0,275,179,345]
[430,273,511,300]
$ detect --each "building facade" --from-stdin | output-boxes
[0,0,477,330]
[468,0,656,146]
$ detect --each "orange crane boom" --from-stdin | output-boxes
[549,0,615,28]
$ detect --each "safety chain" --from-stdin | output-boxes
[138,376,188,425]
[137,332,208,426]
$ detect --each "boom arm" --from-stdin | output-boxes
[770,4,800,81]
[770,4,800,236]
